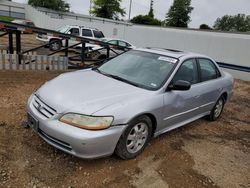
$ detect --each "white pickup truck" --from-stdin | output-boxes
[36,25,105,51]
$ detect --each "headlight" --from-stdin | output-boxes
[59,113,113,130]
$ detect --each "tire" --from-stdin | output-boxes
[49,40,62,51]
[206,96,225,121]
[97,54,107,60]
[115,115,152,159]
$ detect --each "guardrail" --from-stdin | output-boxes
[0,2,25,19]
[36,6,132,26]
[217,62,250,73]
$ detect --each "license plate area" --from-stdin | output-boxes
[27,113,39,132]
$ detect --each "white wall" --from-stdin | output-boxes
[124,25,250,67]
[0,0,25,19]
[26,6,250,68]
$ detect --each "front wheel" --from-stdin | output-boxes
[49,40,62,51]
[115,115,152,159]
[207,96,225,121]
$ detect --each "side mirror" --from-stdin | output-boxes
[67,31,71,34]
[168,80,191,91]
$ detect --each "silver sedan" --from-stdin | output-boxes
[27,48,234,159]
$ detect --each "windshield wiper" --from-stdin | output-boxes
[92,67,110,76]
[92,68,143,88]
[108,74,143,88]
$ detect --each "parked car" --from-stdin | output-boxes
[26,48,234,159]
[36,25,105,51]
[12,19,35,33]
[101,38,136,49]
[89,38,136,60]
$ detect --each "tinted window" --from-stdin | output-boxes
[126,42,132,47]
[69,28,79,36]
[172,59,198,84]
[82,29,92,37]
[118,41,127,47]
[108,40,118,45]
[93,30,104,38]
[198,59,218,81]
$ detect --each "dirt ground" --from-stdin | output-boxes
[0,71,249,188]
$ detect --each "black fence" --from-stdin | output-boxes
[0,20,130,70]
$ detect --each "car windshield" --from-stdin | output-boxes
[97,50,178,90]
[57,25,69,33]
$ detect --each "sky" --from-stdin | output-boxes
[13,0,250,28]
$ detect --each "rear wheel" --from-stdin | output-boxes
[207,96,225,121]
[115,115,152,159]
[49,40,62,51]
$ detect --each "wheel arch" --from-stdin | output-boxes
[221,92,228,102]
[128,113,158,137]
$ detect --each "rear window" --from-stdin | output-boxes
[93,30,104,38]
[82,29,93,37]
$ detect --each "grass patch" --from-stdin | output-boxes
[0,16,14,22]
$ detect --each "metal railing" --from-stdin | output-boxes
[0,20,130,70]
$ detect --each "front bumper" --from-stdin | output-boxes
[27,95,126,159]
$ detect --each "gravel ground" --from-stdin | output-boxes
[0,71,249,188]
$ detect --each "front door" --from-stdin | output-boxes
[160,58,202,132]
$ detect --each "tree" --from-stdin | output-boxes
[199,24,212,30]
[148,0,154,18]
[28,0,70,12]
[130,15,162,26]
[165,0,193,28]
[214,14,250,32]
[91,0,125,20]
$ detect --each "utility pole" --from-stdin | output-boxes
[89,0,92,16]
[128,0,132,21]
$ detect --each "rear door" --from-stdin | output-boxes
[82,29,94,39]
[196,58,222,112]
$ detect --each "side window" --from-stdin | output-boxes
[126,42,132,47]
[108,40,118,45]
[198,59,219,82]
[172,59,198,84]
[69,28,79,36]
[118,41,127,47]
[93,30,104,38]
[82,29,93,37]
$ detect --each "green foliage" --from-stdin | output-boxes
[91,0,125,20]
[131,15,162,26]
[28,0,70,12]
[199,24,212,30]
[148,0,154,18]
[0,16,14,22]
[214,14,250,32]
[165,0,193,28]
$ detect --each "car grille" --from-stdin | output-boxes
[32,96,57,118]
[38,129,72,151]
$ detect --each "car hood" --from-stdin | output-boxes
[36,70,148,114]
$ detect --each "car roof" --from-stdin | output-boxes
[103,38,131,43]
[136,47,209,59]
[67,25,101,31]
